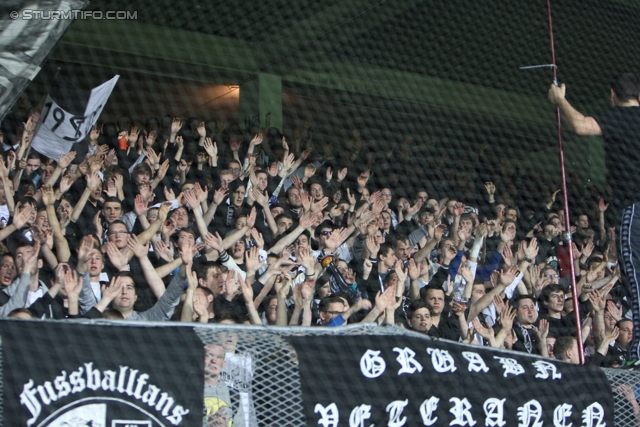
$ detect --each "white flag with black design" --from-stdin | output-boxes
[31,74,119,159]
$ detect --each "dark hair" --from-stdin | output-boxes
[540,284,565,304]
[196,261,228,281]
[103,196,123,207]
[114,271,136,293]
[553,336,576,360]
[512,294,536,309]
[18,196,37,208]
[610,73,640,103]
[315,220,335,238]
[319,296,346,312]
[133,162,152,178]
[172,227,197,245]
[407,300,434,318]
[394,235,410,248]
[374,244,392,262]
[107,220,129,232]
[102,308,124,319]
[8,308,34,318]
[274,212,294,224]
[26,151,42,162]
[197,285,214,300]
[616,318,633,329]
[216,310,240,324]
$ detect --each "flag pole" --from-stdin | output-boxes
[546,0,584,364]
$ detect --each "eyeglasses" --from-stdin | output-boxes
[545,274,559,279]
[321,230,333,236]
[108,230,128,236]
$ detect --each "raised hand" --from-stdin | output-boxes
[182,190,198,209]
[357,170,370,188]
[246,207,257,228]
[128,126,139,146]
[607,300,623,322]
[536,318,549,341]
[325,166,333,181]
[193,293,208,318]
[498,302,516,332]
[171,118,183,135]
[250,133,263,146]
[153,240,174,262]
[453,202,465,217]
[375,285,397,313]
[161,185,174,202]
[250,228,264,250]
[493,294,505,315]
[58,151,76,169]
[156,202,171,223]
[105,241,129,271]
[21,241,40,275]
[523,238,539,260]
[145,147,159,167]
[245,246,264,273]
[203,137,217,160]
[77,235,94,265]
[252,187,268,207]
[41,185,56,207]
[311,196,329,213]
[582,240,595,259]
[499,266,518,286]
[204,232,223,252]
[297,246,316,272]
[365,234,380,257]
[134,194,148,217]
[127,234,149,259]
[325,227,348,251]
[102,276,124,302]
[13,203,34,229]
[458,263,474,284]
[484,182,495,196]
[291,174,303,191]
[178,237,196,265]
[337,167,348,182]
[500,225,515,244]
[473,318,495,341]
[599,197,609,213]
[213,187,228,205]
[63,268,82,300]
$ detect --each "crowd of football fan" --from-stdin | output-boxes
[0,93,632,371]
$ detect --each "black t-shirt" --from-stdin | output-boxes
[592,106,640,211]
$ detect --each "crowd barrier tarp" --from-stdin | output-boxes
[289,334,614,427]
[1,320,203,427]
[0,319,620,427]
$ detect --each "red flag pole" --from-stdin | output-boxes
[546,0,584,364]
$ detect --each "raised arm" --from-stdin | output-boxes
[42,185,70,262]
[70,171,101,223]
[127,234,166,300]
[548,83,602,136]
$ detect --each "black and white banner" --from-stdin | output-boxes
[288,335,614,427]
[31,74,118,159]
[0,0,88,121]
[1,320,204,427]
